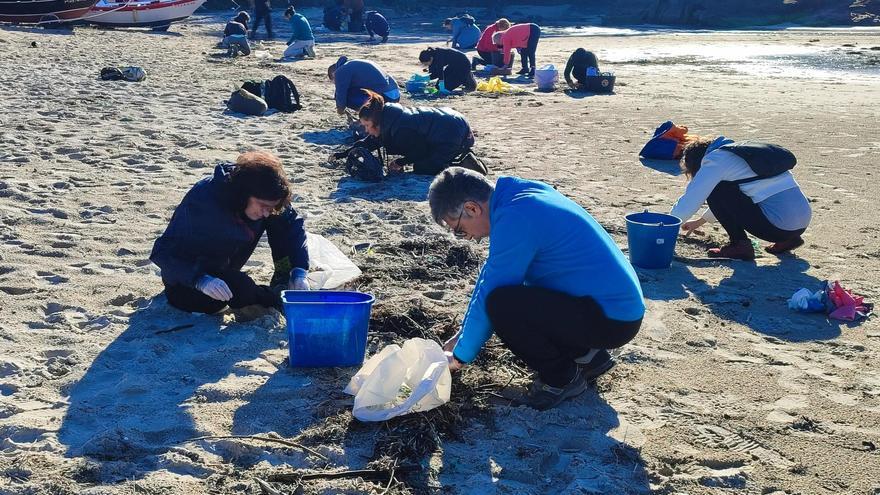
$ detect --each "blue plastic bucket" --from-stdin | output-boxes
[625,211,682,269]
[281,291,375,367]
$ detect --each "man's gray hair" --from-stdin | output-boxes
[427,167,494,225]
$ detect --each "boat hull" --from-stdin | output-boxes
[86,0,204,27]
[0,0,98,23]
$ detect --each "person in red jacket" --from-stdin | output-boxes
[471,18,513,70]
[493,22,541,78]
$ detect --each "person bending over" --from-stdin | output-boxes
[494,22,541,78]
[222,12,251,56]
[564,48,600,90]
[365,11,389,43]
[328,57,400,114]
[283,7,316,59]
[672,137,812,260]
[333,91,477,176]
[150,151,310,314]
[472,18,512,70]
[443,14,480,50]
[429,168,645,410]
[419,47,477,92]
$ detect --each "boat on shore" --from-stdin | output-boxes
[0,0,99,24]
[86,0,205,31]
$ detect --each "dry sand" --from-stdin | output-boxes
[1,8,879,494]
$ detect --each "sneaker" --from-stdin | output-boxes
[517,67,529,75]
[707,239,755,260]
[519,368,587,411]
[527,70,535,79]
[304,44,316,58]
[575,349,615,382]
[765,235,804,255]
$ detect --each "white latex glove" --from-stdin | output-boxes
[288,268,310,291]
[196,275,233,302]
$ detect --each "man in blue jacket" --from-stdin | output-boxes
[327,56,400,113]
[428,168,645,410]
[150,151,310,314]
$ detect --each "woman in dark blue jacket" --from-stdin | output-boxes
[335,91,478,176]
[150,151,309,314]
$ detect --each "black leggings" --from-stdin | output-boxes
[165,270,280,314]
[412,130,475,175]
[518,24,541,72]
[443,62,477,92]
[251,9,273,38]
[707,181,805,243]
[486,285,642,387]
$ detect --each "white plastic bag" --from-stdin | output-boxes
[306,233,362,290]
[344,338,451,422]
[534,64,558,91]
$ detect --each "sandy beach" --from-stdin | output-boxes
[1,7,880,494]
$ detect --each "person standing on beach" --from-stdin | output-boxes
[419,47,477,92]
[443,14,480,50]
[250,0,273,39]
[344,0,365,32]
[283,6,316,59]
[328,57,399,113]
[494,22,541,78]
[365,10,389,43]
[672,137,811,260]
[150,151,310,314]
[564,48,600,90]
[428,168,645,410]
[471,18,512,70]
[332,91,484,176]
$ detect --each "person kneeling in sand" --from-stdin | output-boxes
[283,7,316,59]
[334,90,485,176]
[328,57,400,115]
[429,168,645,410]
[564,48,600,90]
[222,11,251,57]
[419,47,477,92]
[672,137,812,260]
[150,151,310,314]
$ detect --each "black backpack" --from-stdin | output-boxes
[345,147,385,182]
[264,75,302,113]
[720,141,797,184]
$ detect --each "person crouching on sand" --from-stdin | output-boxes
[493,22,541,78]
[333,90,483,175]
[564,48,600,90]
[429,168,645,410]
[222,11,251,56]
[672,137,812,260]
[283,6,316,59]
[150,151,310,314]
[419,47,477,92]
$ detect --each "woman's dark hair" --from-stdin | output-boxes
[680,137,715,178]
[228,151,291,213]
[418,48,436,63]
[284,6,294,17]
[234,10,250,27]
[357,89,385,125]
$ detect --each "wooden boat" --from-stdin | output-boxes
[86,0,205,30]
[0,0,99,24]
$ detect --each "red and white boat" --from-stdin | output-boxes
[0,0,99,24]
[86,0,205,30]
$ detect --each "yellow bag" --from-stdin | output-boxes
[476,76,512,93]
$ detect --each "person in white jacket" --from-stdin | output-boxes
[671,136,812,260]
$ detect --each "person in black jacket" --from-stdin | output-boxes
[250,0,273,39]
[333,90,477,176]
[564,48,600,90]
[150,151,310,314]
[419,47,477,92]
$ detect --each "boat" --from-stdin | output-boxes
[0,0,99,24]
[86,0,205,30]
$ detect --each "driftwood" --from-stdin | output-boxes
[185,434,328,461]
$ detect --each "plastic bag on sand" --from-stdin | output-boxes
[476,76,511,93]
[534,64,558,91]
[306,233,362,289]
[344,338,451,421]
